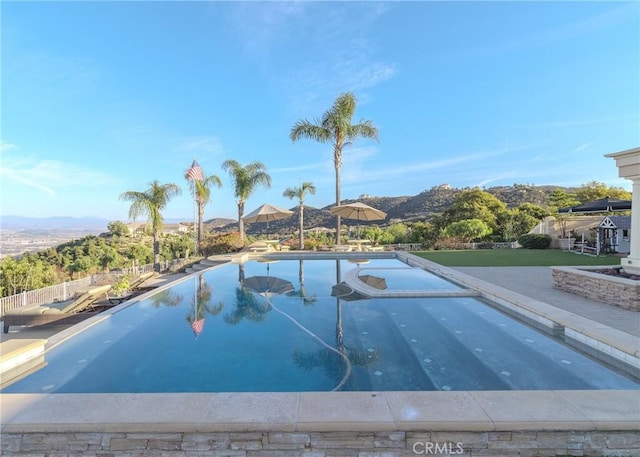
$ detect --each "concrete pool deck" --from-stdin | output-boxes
[1,252,639,456]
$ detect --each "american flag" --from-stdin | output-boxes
[186,160,204,181]
[191,318,205,337]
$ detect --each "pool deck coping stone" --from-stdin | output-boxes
[1,251,638,435]
[2,390,639,433]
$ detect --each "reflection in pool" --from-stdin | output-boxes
[3,257,638,393]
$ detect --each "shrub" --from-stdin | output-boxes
[517,234,551,249]
[434,238,469,250]
[200,232,244,256]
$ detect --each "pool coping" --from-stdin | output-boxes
[1,251,639,434]
[1,390,639,433]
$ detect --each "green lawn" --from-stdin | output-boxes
[413,249,621,267]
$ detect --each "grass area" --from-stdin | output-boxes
[413,249,621,267]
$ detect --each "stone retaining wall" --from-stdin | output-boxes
[551,266,640,311]
[2,430,640,456]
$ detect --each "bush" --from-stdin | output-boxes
[517,234,551,249]
[200,232,244,256]
[434,238,469,250]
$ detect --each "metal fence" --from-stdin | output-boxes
[0,260,188,317]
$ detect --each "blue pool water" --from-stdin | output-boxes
[3,257,638,393]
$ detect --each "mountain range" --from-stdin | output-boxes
[1,184,563,234]
[215,184,563,235]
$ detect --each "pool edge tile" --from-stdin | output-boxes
[469,390,599,431]
[297,392,395,431]
[385,391,495,431]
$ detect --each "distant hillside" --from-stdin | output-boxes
[216,183,571,236]
[204,217,236,228]
[0,215,110,231]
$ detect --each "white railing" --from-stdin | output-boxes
[463,242,519,249]
[0,276,94,316]
[387,243,425,251]
[0,258,195,317]
[91,263,157,284]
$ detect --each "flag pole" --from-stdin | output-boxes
[193,166,198,257]
[187,158,203,258]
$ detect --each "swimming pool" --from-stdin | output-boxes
[2,255,638,393]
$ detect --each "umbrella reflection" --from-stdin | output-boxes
[358,274,387,290]
[243,275,294,298]
[331,282,366,301]
[225,262,294,324]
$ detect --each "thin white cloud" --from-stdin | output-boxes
[226,2,306,54]
[0,149,113,195]
[514,117,623,130]
[5,52,99,100]
[474,172,520,189]
[271,160,329,174]
[227,2,397,112]
[469,3,636,59]
[343,145,527,185]
[571,143,591,154]
[175,136,225,157]
[0,141,17,153]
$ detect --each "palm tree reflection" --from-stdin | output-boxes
[293,259,379,390]
[148,289,183,308]
[223,286,270,325]
[224,264,272,324]
[292,259,317,306]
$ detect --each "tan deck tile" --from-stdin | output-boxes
[556,390,640,430]
[469,390,595,431]
[385,391,494,431]
[297,392,395,431]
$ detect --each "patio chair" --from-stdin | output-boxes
[248,241,270,253]
[128,271,157,291]
[3,284,112,333]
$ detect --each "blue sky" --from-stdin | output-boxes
[1,1,638,222]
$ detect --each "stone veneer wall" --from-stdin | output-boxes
[551,267,640,311]
[2,430,640,456]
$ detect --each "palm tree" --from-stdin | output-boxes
[119,180,181,271]
[221,160,271,243]
[283,182,316,249]
[290,92,378,244]
[184,169,222,249]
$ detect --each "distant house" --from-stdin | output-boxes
[161,223,193,235]
[528,215,631,253]
[126,222,193,236]
[528,216,601,248]
[126,222,147,236]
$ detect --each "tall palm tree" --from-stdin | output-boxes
[119,180,181,271]
[283,182,316,249]
[290,92,378,243]
[221,160,271,243]
[184,169,222,248]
